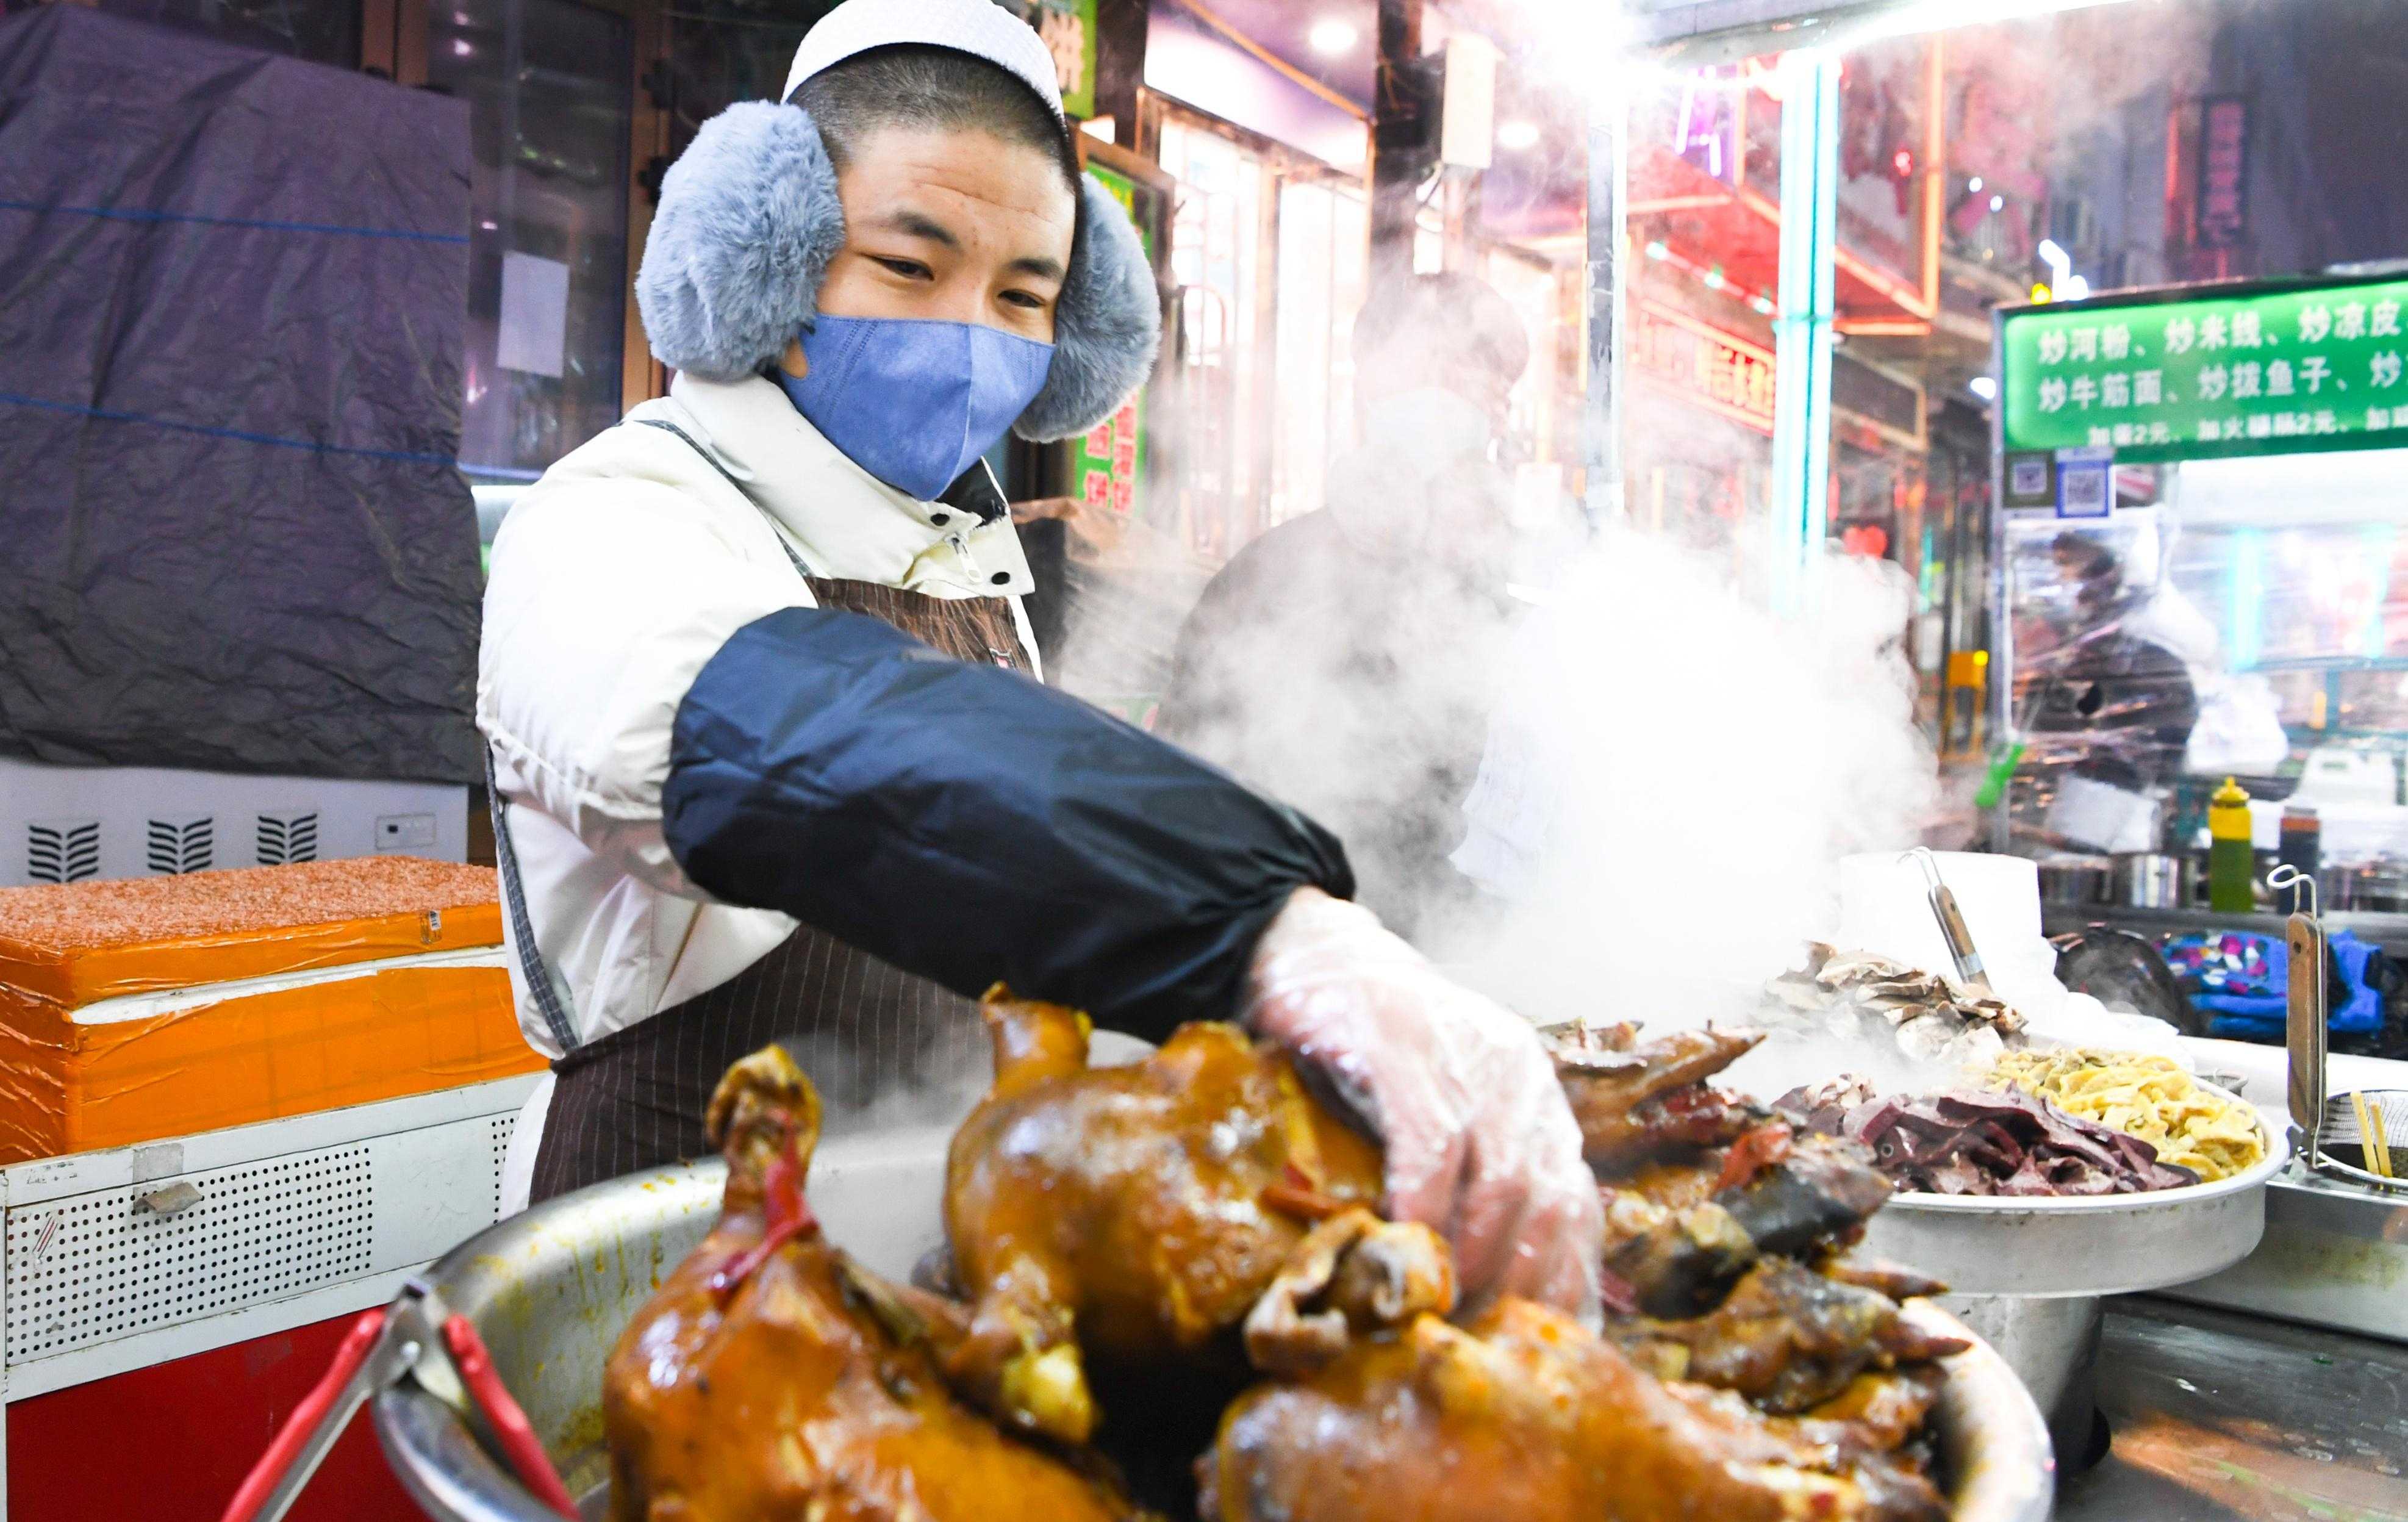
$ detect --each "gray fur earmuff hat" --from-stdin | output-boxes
[634,0,1160,443]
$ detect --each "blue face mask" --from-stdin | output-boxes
[774,315,1055,502]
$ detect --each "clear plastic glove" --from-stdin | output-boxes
[1240,888,1603,1326]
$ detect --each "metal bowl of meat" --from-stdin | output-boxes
[374,1128,2053,1522]
[1804,1082,2287,1299]
[1769,1074,2283,1465]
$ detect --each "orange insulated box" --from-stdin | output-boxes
[0,857,542,1162]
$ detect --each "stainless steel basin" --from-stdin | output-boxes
[373,1128,2057,1522]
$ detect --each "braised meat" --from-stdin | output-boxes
[1553,1027,1768,1172]
[1724,1131,1896,1254]
[600,1044,1152,1522]
[1782,1084,2199,1196]
[1819,1257,1950,1303]
[604,1010,1971,1522]
[1240,1207,1457,1376]
[1790,1366,1949,1452]
[1611,1259,1969,1414]
[1553,1032,1961,1518]
[1199,1297,1941,1522]
[1602,1132,1894,1316]
[942,988,1440,1446]
[1614,1157,1725,1211]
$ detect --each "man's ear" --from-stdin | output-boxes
[636,102,845,382]
[1014,178,1163,442]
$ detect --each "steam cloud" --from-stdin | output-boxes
[1042,0,2277,1086]
[1053,429,1941,1073]
[1441,530,1941,1037]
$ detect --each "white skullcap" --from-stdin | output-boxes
[783,0,1064,121]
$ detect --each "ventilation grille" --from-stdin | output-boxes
[5,1148,373,1364]
[27,820,100,885]
[146,816,214,875]
[256,811,320,867]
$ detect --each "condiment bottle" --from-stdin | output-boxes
[2277,805,2322,914]
[2209,777,2256,914]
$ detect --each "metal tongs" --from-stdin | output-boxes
[218,1277,578,1522]
[1902,849,1993,993]
[2276,865,2408,1194]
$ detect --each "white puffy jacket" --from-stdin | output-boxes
[476,370,1038,1058]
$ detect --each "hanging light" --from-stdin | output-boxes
[1308,18,1359,56]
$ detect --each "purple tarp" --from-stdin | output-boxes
[0,5,479,782]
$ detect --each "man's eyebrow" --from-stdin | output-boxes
[873,210,959,248]
[1007,254,1067,281]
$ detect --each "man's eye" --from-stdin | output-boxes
[999,290,1047,310]
[872,257,933,279]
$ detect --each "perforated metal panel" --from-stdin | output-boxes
[5,1147,373,1363]
[489,1113,514,1218]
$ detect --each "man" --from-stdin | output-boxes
[480,1,1599,1318]
[2022,531,2205,790]
[1159,273,1534,947]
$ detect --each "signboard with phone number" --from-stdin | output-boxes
[2000,273,2408,465]
[1070,163,1148,519]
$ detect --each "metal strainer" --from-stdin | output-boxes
[2277,865,2408,1194]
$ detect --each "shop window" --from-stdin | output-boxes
[428,0,633,485]
[1482,245,1577,471]
[1157,115,1269,563]
[1270,178,1367,529]
[1156,104,1386,567]
[31,0,360,67]
[653,0,823,161]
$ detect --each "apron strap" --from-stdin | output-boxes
[632,417,817,578]
[482,744,584,1056]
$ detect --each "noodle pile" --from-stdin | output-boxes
[1985,1049,2267,1183]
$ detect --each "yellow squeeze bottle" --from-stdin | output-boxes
[2208,777,2255,914]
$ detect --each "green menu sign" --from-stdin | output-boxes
[1069,163,1148,520]
[2001,275,2408,465]
[995,0,1097,120]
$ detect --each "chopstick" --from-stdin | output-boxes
[2351,1093,2395,1179]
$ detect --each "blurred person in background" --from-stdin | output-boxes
[2024,530,2284,783]
[1158,274,1533,949]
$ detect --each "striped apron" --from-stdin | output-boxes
[521,578,1032,1202]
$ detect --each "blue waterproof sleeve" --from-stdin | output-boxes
[662,607,1354,1039]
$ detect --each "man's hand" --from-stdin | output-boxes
[1240,888,1602,1324]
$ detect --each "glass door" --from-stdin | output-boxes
[1272,177,1370,529]
[429,0,636,485]
[1156,110,1270,563]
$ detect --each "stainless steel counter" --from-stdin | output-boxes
[2165,1167,2408,1342]
[2061,1297,2408,1521]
